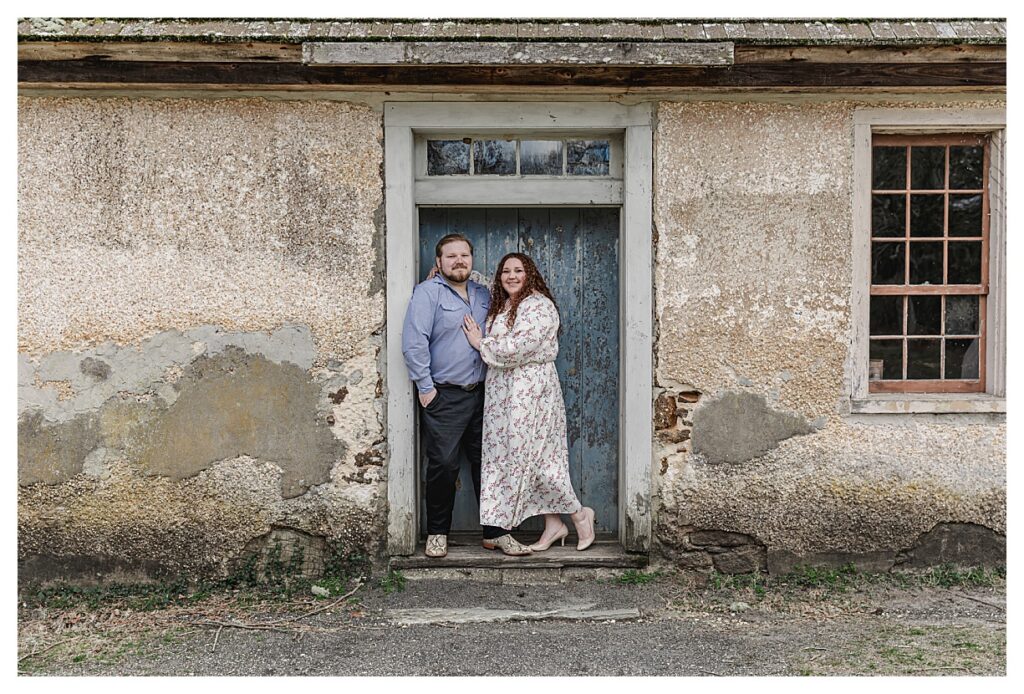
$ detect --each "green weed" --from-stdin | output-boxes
[379,569,406,594]
[616,569,662,585]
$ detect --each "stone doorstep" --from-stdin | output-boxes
[387,604,642,626]
[389,539,647,583]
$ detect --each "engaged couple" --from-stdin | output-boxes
[402,234,597,558]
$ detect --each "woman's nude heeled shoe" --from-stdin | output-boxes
[529,525,569,552]
[574,507,597,551]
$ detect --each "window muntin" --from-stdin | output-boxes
[425,136,613,177]
[868,134,989,393]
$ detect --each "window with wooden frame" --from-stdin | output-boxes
[869,134,989,393]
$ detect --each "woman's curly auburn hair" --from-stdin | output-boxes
[486,253,559,330]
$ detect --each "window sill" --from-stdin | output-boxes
[850,393,1006,415]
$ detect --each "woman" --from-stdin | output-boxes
[462,253,596,555]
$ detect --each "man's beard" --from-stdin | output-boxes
[441,266,471,282]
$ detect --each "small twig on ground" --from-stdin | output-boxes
[909,666,973,673]
[259,581,364,627]
[18,636,81,663]
[956,594,1005,611]
[210,625,224,653]
[197,620,295,634]
[801,647,827,651]
[696,669,722,676]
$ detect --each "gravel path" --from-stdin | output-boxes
[18,574,1006,676]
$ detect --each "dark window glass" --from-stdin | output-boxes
[872,146,906,190]
[872,195,906,237]
[945,338,980,379]
[911,146,946,190]
[908,242,943,285]
[948,194,983,236]
[872,242,906,285]
[945,295,979,335]
[427,140,470,175]
[566,140,610,176]
[907,295,941,335]
[948,242,982,285]
[906,339,941,379]
[520,140,563,175]
[949,146,984,189]
[910,194,945,237]
[473,140,516,175]
[870,340,904,380]
[870,295,903,336]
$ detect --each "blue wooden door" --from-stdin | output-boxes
[418,207,620,537]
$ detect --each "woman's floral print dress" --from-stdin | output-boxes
[478,292,583,529]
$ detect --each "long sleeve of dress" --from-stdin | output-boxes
[479,296,558,369]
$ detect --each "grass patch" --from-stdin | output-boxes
[20,543,374,611]
[379,569,406,594]
[616,569,662,585]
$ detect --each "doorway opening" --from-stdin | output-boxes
[417,206,620,543]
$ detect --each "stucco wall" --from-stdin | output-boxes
[18,96,386,582]
[652,100,1006,573]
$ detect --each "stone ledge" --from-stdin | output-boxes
[850,394,1006,415]
[390,540,647,571]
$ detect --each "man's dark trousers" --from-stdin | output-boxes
[420,384,504,539]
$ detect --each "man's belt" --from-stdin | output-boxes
[436,382,483,392]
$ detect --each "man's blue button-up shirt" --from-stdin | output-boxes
[402,274,490,393]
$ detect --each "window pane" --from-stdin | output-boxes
[473,139,516,175]
[907,339,941,379]
[870,339,903,380]
[872,194,905,237]
[427,140,470,175]
[911,146,945,190]
[872,146,906,190]
[945,295,979,335]
[910,194,944,237]
[948,242,982,285]
[908,242,943,285]
[567,140,610,176]
[871,242,905,285]
[948,194,982,236]
[945,338,980,379]
[870,295,903,336]
[949,146,984,189]
[520,140,563,175]
[907,295,941,335]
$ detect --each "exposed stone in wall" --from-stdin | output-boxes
[233,526,329,580]
[657,526,767,575]
[895,522,1005,569]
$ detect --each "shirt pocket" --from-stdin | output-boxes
[439,299,466,331]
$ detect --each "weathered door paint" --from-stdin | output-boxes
[418,207,620,536]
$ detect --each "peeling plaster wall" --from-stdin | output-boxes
[18,96,386,583]
[653,100,1006,570]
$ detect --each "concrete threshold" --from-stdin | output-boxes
[387,603,642,626]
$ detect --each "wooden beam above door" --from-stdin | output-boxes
[302,41,735,67]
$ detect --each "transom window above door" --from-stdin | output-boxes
[417,134,623,179]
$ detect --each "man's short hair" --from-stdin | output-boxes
[435,233,474,258]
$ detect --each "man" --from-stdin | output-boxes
[401,234,505,558]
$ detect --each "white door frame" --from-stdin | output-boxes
[384,102,653,554]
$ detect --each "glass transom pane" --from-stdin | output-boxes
[521,140,563,175]
[427,140,470,175]
[473,139,516,175]
[567,140,610,176]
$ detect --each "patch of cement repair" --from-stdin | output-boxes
[19,345,342,498]
[691,391,815,464]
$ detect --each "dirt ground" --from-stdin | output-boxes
[17,569,1006,676]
